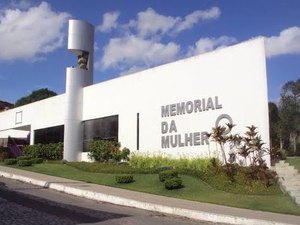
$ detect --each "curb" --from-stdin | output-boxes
[0,170,296,225]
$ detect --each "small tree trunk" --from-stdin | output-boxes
[279,128,283,150]
[291,133,297,154]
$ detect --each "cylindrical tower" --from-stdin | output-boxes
[64,20,94,161]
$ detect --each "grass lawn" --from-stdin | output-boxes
[4,162,300,216]
[286,157,300,173]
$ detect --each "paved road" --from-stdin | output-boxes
[0,177,223,225]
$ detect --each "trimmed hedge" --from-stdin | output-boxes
[165,178,183,190]
[115,175,134,183]
[17,159,32,167]
[159,170,178,182]
[4,158,17,165]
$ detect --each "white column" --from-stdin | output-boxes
[63,20,94,161]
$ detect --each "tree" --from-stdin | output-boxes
[268,102,281,149]
[15,88,57,107]
[278,79,300,155]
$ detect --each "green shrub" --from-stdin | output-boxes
[31,158,44,164]
[17,159,32,167]
[120,147,130,161]
[88,140,118,162]
[17,156,31,161]
[165,178,183,190]
[159,170,178,182]
[88,140,130,162]
[115,174,134,183]
[4,158,17,165]
[24,142,63,160]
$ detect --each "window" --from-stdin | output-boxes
[15,111,22,124]
[34,125,64,144]
[83,115,118,152]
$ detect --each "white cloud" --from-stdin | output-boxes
[133,8,180,37]
[99,35,180,70]
[104,7,220,38]
[96,11,120,32]
[264,26,300,58]
[175,7,220,33]
[97,7,221,73]
[187,36,237,56]
[0,1,70,61]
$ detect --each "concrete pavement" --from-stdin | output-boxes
[0,165,299,225]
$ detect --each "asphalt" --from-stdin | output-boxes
[0,165,299,225]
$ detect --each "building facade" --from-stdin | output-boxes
[0,20,270,164]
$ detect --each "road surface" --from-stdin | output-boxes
[0,177,224,225]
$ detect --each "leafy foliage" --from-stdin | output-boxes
[209,124,278,186]
[17,159,32,167]
[115,175,134,183]
[164,178,183,190]
[24,142,63,160]
[269,79,300,156]
[15,88,57,107]
[17,156,32,161]
[4,158,17,165]
[159,170,178,182]
[88,140,130,162]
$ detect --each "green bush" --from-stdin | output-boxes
[165,178,183,190]
[17,159,32,167]
[120,147,130,161]
[88,140,130,162]
[17,156,32,161]
[159,170,178,182]
[4,158,17,165]
[31,158,44,164]
[115,174,134,183]
[24,142,63,160]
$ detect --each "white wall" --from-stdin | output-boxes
[0,130,29,138]
[0,38,270,164]
[83,38,270,164]
[0,94,65,143]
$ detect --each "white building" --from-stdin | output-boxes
[0,20,270,164]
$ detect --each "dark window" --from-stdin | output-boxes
[83,115,118,152]
[34,125,64,144]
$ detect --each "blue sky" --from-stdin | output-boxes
[0,0,299,104]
